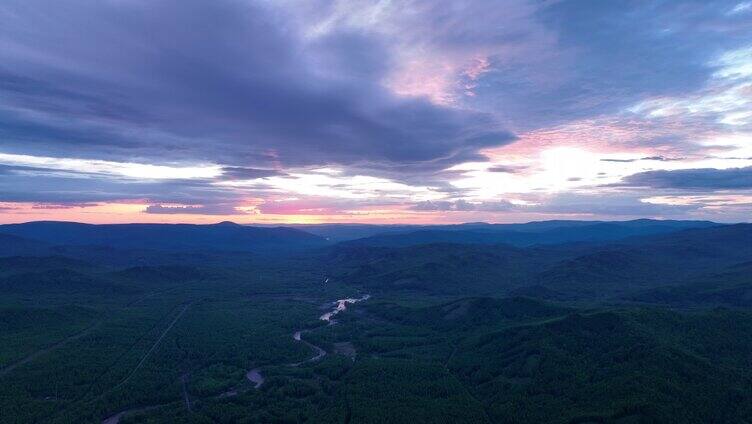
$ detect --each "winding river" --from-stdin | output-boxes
[252,295,370,379]
[102,294,369,423]
[285,294,370,367]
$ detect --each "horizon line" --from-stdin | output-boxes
[0,218,739,227]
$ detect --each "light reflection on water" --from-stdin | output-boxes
[319,294,371,322]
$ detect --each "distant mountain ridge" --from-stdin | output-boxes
[324,223,752,301]
[341,219,720,247]
[0,221,326,253]
[0,219,722,257]
[279,219,720,242]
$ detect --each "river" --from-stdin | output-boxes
[102,294,369,423]
[319,294,371,323]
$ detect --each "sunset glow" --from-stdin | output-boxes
[1,0,751,224]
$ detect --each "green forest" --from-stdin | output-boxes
[2,222,752,423]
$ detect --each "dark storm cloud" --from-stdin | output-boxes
[0,172,235,206]
[0,0,512,175]
[618,166,752,190]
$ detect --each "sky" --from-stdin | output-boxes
[0,0,751,224]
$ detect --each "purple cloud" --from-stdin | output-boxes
[619,166,752,190]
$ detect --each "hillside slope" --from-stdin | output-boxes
[0,221,326,253]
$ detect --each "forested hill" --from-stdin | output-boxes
[1,220,752,423]
[0,221,326,253]
[339,219,719,247]
[325,223,752,303]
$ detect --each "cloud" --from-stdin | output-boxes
[1,0,751,222]
[619,166,752,190]
[0,0,513,177]
[471,1,752,130]
[0,152,221,180]
[144,204,245,215]
[729,1,752,14]
[0,168,236,206]
[524,192,700,217]
[255,196,398,216]
[409,191,704,219]
[412,199,515,212]
[220,167,284,180]
[487,165,528,173]
[601,156,685,163]
[31,203,99,210]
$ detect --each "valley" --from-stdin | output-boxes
[0,220,751,423]
[3,2,748,421]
